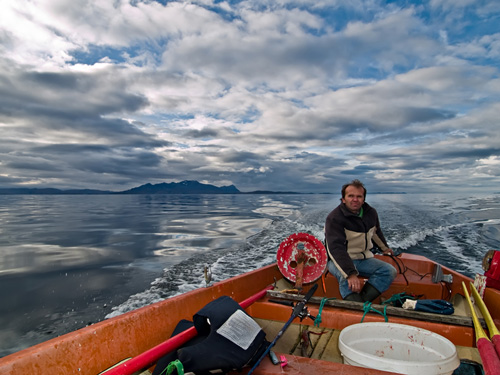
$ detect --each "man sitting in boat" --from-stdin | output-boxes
[325,179,397,302]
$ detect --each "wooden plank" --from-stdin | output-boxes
[267,291,487,329]
[314,329,342,363]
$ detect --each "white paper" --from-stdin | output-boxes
[216,309,262,350]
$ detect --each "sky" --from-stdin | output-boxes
[0,0,499,194]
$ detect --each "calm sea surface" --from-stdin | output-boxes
[1,193,500,357]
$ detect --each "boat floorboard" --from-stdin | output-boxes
[254,319,482,366]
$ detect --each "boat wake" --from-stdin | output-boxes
[106,194,499,319]
[106,208,327,318]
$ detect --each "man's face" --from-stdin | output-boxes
[342,185,365,213]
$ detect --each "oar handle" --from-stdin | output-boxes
[101,285,274,375]
[493,335,500,359]
[470,282,500,336]
[462,282,500,375]
[477,338,500,375]
[462,282,488,340]
[469,282,500,357]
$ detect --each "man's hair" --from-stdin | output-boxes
[341,179,367,199]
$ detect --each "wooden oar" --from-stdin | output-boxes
[101,284,274,375]
[470,282,500,357]
[462,282,500,375]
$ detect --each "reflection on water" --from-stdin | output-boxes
[0,194,300,357]
[0,195,280,277]
[0,244,116,276]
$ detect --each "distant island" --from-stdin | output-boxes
[0,180,306,195]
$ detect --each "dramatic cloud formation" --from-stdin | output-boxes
[0,0,499,193]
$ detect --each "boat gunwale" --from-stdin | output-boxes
[0,263,281,374]
[1,253,499,375]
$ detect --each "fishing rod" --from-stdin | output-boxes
[247,283,318,375]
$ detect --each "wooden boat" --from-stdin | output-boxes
[1,250,499,375]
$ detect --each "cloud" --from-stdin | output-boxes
[0,0,499,193]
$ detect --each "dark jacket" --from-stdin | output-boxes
[325,202,389,278]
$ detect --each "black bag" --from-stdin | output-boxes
[153,296,268,375]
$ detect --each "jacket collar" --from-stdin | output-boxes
[340,201,371,217]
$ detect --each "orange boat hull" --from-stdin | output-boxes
[0,253,499,375]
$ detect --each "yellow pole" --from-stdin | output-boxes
[469,282,500,338]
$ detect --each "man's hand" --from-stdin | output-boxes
[347,274,362,293]
[383,248,394,255]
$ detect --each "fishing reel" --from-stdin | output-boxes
[248,283,319,375]
[269,296,317,322]
[295,302,316,322]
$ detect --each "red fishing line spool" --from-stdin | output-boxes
[276,233,327,290]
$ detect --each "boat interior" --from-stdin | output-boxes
[136,253,493,375]
[241,253,491,374]
[1,253,498,375]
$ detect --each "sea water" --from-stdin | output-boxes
[1,193,499,357]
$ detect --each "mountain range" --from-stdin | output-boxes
[0,180,301,195]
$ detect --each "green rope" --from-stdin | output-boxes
[382,292,417,307]
[160,359,184,375]
[314,297,336,327]
[361,301,388,323]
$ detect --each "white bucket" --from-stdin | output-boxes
[338,322,460,375]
